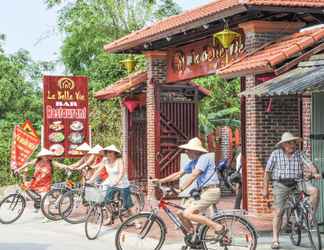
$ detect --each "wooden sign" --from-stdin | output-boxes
[43,76,89,158]
[166,30,245,83]
[10,125,40,170]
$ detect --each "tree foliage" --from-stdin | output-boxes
[46,0,180,148]
[0,36,54,186]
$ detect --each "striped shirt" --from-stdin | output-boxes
[265,149,305,181]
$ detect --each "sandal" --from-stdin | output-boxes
[271,241,280,249]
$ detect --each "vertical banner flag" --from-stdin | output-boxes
[43,76,89,158]
[10,123,40,171]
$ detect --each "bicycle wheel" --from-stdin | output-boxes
[0,193,26,224]
[286,207,301,246]
[200,214,258,250]
[59,189,89,224]
[115,213,166,250]
[303,211,322,250]
[40,189,63,221]
[85,205,104,240]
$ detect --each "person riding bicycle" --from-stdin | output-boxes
[153,137,226,239]
[88,145,138,224]
[262,132,320,249]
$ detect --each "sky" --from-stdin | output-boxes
[0,0,211,72]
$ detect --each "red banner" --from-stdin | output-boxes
[10,125,40,171]
[43,76,89,158]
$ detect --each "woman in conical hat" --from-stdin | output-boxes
[18,148,67,194]
[88,145,139,226]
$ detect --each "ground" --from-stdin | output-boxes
[0,196,322,250]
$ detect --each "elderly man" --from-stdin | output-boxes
[262,132,320,249]
[153,137,226,240]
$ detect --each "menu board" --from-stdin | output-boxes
[43,76,89,158]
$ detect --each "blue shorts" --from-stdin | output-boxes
[105,187,134,209]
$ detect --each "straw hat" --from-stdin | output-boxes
[102,145,121,155]
[88,144,103,154]
[76,143,91,152]
[179,137,208,153]
[276,132,302,147]
[37,148,55,158]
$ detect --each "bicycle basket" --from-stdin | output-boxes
[85,186,105,203]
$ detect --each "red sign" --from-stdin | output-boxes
[22,119,38,138]
[10,125,40,170]
[166,30,245,83]
[43,76,89,158]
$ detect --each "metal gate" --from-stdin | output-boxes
[311,92,324,228]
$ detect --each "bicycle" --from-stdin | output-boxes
[84,184,144,240]
[115,183,258,250]
[0,173,43,224]
[40,168,79,221]
[285,179,322,250]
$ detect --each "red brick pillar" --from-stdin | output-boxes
[239,21,304,216]
[144,51,168,197]
[121,104,129,177]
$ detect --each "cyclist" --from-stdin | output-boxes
[88,145,138,225]
[17,148,68,210]
[153,137,226,239]
[262,132,320,249]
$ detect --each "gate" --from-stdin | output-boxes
[157,86,198,179]
[311,92,324,229]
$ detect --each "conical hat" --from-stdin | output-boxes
[102,145,121,155]
[76,143,91,152]
[179,137,208,153]
[88,144,103,154]
[37,148,55,158]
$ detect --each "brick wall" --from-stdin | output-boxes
[145,51,168,196]
[302,96,312,157]
[240,21,304,215]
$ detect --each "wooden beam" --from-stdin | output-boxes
[274,43,324,76]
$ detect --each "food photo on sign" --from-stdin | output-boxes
[43,76,90,158]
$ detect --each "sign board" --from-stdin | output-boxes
[22,119,38,138]
[43,76,89,158]
[10,125,40,170]
[166,30,245,83]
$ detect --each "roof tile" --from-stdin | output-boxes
[217,28,324,78]
[104,0,324,53]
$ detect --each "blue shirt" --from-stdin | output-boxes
[183,153,219,188]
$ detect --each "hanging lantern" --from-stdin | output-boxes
[121,56,137,73]
[213,25,240,49]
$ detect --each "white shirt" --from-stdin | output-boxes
[101,158,129,188]
[236,153,242,174]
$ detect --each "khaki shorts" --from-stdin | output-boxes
[186,187,221,212]
[273,181,315,210]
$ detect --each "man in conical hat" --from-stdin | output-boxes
[262,132,320,249]
[153,137,226,240]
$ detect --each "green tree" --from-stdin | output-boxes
[46,0,180,147]
[196,75,241,137]
[0,36,54,186]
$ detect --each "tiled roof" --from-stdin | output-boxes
[95,71,210,100]
[104,0,324,53]
[240,53,324,96]
[217,28,324,78]
[95,71,148,100]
